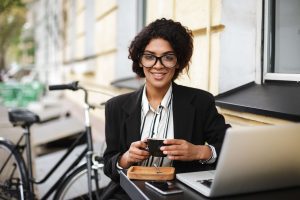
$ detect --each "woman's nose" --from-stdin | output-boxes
[152,58,164,69]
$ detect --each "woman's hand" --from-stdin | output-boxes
[119,139,150,168]
[161,139,212,161]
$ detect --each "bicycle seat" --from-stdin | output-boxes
[8,108,40,127]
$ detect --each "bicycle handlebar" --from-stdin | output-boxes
[48,81,79,91]
[48,81,106,108]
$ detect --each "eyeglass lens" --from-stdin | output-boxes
[140,54,177,68]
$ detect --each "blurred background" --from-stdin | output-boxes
[0,0,299,197]
[1,0,300,125]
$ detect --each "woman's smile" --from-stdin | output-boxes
[150,71,167,80]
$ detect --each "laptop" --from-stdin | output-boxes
[176,123,300,197]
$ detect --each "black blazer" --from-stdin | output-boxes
[103,83,230,182]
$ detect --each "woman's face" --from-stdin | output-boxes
[141,38,176,91]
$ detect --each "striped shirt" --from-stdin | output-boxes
[140,84,173,167]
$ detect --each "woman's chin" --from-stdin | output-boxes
[147,79,171,89]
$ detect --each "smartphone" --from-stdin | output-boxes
[145,181,183,195]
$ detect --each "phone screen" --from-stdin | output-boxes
[145,181,183,195]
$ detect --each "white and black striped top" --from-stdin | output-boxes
[140,84,174,167]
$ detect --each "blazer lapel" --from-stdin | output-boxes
[122,87,143,147]
[172,83,195,142]
[122,83,196,145]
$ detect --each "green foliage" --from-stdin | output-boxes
[0,8,26,47]
[0,1,26,69]
[0,0,24,13]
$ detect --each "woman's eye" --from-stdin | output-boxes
[163,54,176,61]
[144,54,156,60]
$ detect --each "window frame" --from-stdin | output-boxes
[263,0,300,82]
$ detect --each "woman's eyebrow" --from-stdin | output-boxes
[143,50,175,55]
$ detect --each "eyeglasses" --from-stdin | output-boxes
[139,53,177,68]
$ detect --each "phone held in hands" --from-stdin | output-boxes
[145,181,183,195]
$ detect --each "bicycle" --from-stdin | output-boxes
[0,81,108,200]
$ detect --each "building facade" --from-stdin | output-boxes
[27,0,300,125]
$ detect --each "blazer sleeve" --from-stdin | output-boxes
[203,94,231,157]
[103,99,123,182]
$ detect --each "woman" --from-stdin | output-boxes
[103,18,230,199]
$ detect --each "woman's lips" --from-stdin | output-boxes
[151,72,166,80]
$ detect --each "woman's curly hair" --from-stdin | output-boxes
[129,18,193,80]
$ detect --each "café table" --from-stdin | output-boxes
[120,170,300,200]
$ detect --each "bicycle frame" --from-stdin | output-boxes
[16,126,90,199]
[6,82,100,200]
[81,86,95,200]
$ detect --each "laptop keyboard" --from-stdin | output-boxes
[196,179,213,188]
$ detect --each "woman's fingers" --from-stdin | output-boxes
[163,149,181,156]
[129,146,149,157]
[132,140,148,150]
[167,155,186,160]
[127,140,150,163]
[160,139,202,161]
[161,139,189,152]
[162,145,188,158]
[163,139,183,145]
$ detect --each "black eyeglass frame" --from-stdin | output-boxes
[139,53,178,68]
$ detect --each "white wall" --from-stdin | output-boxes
[32,0,64,85]
[219,0,257,93]
[115,0,141,79]
[85,0,95,57]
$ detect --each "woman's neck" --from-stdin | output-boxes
[145,83,171,110]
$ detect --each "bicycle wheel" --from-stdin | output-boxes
[0,138,29,200]
[54,163,110,200]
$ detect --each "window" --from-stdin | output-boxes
[264,0,300,81]
[113,0,146,89]
[115,0,146,80]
